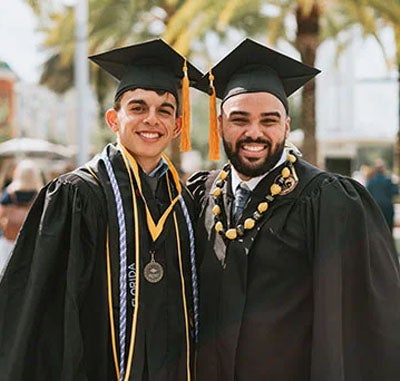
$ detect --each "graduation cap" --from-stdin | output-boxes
[89,39,203,151]
[195,38,320,160]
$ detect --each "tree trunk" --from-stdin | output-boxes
[295,1,320,166]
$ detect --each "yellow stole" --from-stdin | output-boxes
[118,144,182,241]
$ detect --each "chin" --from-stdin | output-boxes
[236,150,283,178]
[223,137,285,178]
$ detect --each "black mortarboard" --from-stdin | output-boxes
[89,39,203,103]
[197,38,320,111]
[89,39,203,152]
[196,38,320,161]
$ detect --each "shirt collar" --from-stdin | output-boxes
[231,150,286,192]
[118,143,169,179]
[145,157,169,178]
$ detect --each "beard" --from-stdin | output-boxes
[222,136,285,178]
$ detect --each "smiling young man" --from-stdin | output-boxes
[188,39,400,381]
[107,88,181,172]
[0,39,202,381]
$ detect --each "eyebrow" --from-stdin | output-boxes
[228,110,282,118]
[260,111,281,118]
[127,99,176,111]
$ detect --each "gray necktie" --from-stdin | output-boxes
[232,183,251,224]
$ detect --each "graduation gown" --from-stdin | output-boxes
[188,157,400,381]
[0,144,195,381]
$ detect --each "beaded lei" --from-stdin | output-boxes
[211,150,299,241]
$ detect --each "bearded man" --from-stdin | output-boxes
[188,39,400,381]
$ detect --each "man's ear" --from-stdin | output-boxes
[173,116,183,138]
[285,116,291,139]
[217,114,223,136]
[105,108,119,132]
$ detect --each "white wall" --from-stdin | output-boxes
[316,26,398,142]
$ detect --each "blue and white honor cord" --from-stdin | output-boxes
[179,196,199,343]
[104,156,128,381]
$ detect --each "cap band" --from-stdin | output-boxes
[222,64,289,112]
[114,65,179,102]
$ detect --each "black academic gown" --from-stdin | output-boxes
[188,158,400,381]
[0,144,195,381]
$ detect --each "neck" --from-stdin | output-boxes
[137,158,161,174]
[123,147,162,174]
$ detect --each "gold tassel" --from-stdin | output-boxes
[208,70,220,161]
[179,60,191,152]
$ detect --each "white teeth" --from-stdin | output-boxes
[243,145,264,152]
[140,132,160,139]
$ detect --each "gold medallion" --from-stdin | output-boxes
[279,175,298,195]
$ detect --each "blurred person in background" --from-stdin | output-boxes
[366,158,399,233]
[0,159,43,279]
[352,163,372,186]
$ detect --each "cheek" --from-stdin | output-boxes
[269,126,287,139]
[221,126,239,142]
[120,115,143,132]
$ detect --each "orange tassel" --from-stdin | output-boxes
[208,70,220,161]
[179,60,191,152]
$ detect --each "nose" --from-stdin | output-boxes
[244,121,263,140]
[143,108,159,126]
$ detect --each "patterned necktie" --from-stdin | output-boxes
[232,182,251,224]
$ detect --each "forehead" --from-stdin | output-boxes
[222,92,286,114]
[120,88,177,107]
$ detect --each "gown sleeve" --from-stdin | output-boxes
[301,175,400,380]
[0,173,106,380]
[186,171,211,205]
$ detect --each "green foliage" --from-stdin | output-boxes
[27,0,400,96]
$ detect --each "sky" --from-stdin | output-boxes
[0,0,45,83]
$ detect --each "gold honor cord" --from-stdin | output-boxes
[167,177,191,381]
[118,144,182,242]
[119,150,141,381]
[96,160,141,380]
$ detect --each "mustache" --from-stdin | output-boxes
[236,137,271,147]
